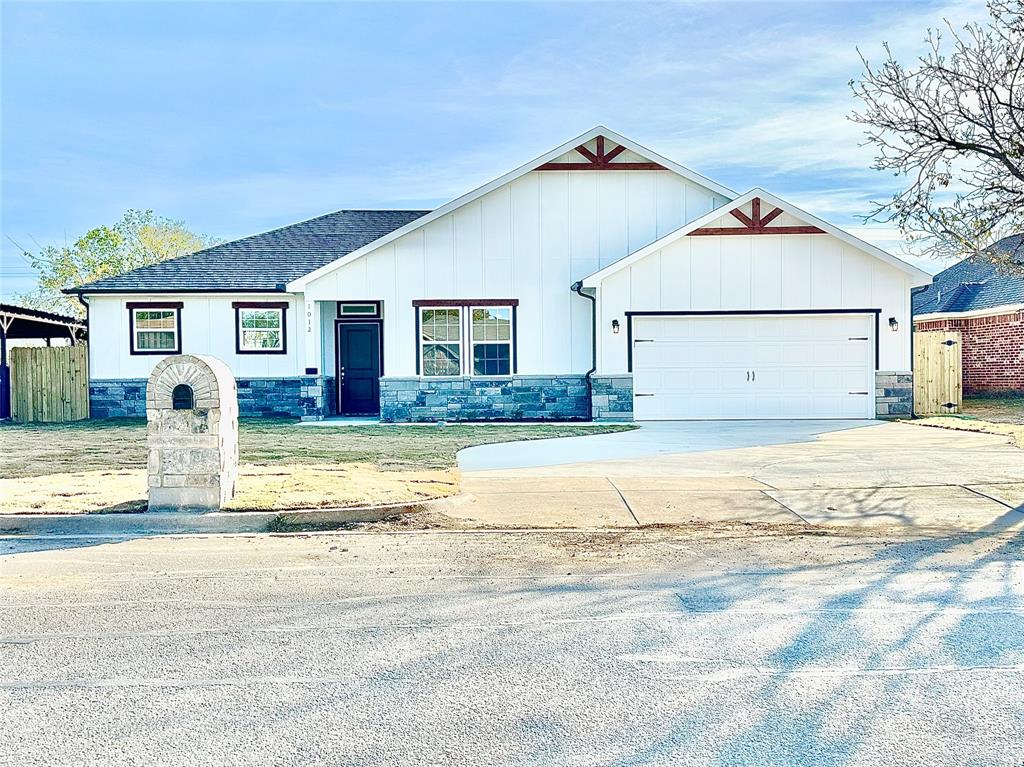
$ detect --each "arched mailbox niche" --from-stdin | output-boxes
[146,355,238,511]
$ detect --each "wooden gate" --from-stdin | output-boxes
[9,345,89,422]
[913,331,962,416]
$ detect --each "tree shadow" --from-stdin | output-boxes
[615,500,1024,765]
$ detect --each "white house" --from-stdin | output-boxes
[71,127,931,421]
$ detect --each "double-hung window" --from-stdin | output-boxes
[470,306,512,375]
[419,307,463,376]
[416,300,516,377]
[128,302,182,354]
[233,302,288,354]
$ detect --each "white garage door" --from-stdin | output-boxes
[632,314,875,420]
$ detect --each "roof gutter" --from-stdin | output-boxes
[913,302,1024,322]
[62,287,289,295]
[74,293,89,346]
[571,280,596,421]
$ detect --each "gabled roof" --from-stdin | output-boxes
[287,126,736,291]
[580,188,933,288]
[912,234,1024,316]
[69,210,430,294]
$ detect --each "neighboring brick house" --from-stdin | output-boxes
[912,235,1024,393]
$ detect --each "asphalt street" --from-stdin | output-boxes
[2,527,1023,766]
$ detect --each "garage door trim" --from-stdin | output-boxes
[625,309,882,372]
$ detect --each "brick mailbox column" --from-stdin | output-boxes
[146,355,239,512]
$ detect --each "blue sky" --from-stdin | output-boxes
[1,0,988,300]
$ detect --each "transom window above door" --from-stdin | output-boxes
[337,301,382,318]
[414,300,518,377]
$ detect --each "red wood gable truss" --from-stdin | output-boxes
[536,135,668,171]
[690,197,826,236]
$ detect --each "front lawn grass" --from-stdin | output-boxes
[909,392,1024,448]
[963,393,1024,425]
[0,418,633,480]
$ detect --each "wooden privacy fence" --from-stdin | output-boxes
[9,345,89,422]
[913,331,962,416]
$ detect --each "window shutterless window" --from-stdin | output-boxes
[419,307,462,376]
[233,302,288,354]
[471,306,512,375]
[414,300,518,376]
[337,301,381,318]
[127,302,182,355]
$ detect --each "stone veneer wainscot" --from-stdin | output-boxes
[590,375,633,421]
[875,371,913,417]
[90,377,335,420]
[380,375,591,422]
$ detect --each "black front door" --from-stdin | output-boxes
[338,323,381,415]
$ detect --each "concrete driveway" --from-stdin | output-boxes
[455,421,1024,532]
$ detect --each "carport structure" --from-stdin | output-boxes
[0,303,87,420]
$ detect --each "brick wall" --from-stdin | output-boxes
[915,309,1024,393]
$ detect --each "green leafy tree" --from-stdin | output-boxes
[13,210,218,316]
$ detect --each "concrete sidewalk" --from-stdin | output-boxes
[453,422,1024,532]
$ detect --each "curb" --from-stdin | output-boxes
[0,496,463,537]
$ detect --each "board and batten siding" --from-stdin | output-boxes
[595,227,913,374]
[87,294,305,380]
[303,170,724,376]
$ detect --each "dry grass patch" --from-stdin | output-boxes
[0,418,630,514]
[908,393,1024,446]
[0,419,633,478]
[909,416,1024,448]
[229,464,456,511]
[0,464,457,515]
[962,394,1024,425]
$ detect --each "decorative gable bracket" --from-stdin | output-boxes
[536,135,668,171]
[689,197,826,236]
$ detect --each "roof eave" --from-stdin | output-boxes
[914,302,1024,321]
[67,286,291,295]
[581,187,934,288]
[287,126,736,292]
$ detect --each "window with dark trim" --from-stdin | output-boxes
[337,301,382,318]
[233,301,288,354]
[127,302,183,355]
[413,299,517,377]
[470,306,512,375]
[419,307,462,376]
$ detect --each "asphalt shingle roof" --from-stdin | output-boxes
[70,209,431,293]
[912,234,1024,315]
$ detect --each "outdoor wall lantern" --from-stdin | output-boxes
[612,319,620,334]
[888,317,899,332]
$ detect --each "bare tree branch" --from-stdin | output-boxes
[850,0,1024,269]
